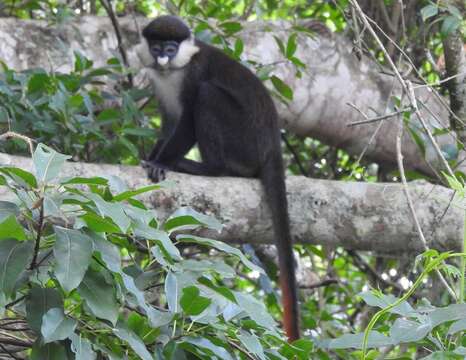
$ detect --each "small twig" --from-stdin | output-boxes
[347,106,411,127]
[348,250,418,300]
[5,296,26,310]
[395,99,457,299]
[99,0,133,87]
[0,131,34,155]
[281,132,309,177]
[28,198,44,270]
[226,339,256,360]
[301,278,338,289]
[412,71,466,90]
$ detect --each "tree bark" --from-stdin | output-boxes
[0,16,453,177]
[0,153,461,255]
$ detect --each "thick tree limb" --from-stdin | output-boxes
[0,16,453,176]
[0,153,461,254]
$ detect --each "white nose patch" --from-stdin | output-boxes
[158,56,169,66]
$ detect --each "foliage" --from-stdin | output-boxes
[0,143,317,359]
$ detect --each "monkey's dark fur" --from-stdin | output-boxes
[142,16,299,341]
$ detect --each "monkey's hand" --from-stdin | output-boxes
[141,160,168,183]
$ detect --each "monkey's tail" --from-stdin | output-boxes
[260,154,300,342]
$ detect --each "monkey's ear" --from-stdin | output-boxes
[131,38,154,68]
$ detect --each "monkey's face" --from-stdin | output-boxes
[142,16,200,72]
[145,36,200,72]
[149,40,180,68]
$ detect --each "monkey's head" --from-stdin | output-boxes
[142,16,199,71]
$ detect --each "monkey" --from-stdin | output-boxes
[140,15,299,341]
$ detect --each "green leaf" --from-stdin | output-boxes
[31,341,69,360]
[0,167,37,188]
[389,318,431,344]
[33,144,71,183]
[234,38,244,57]
[177,235,264,273]
[53,226,93,292]
[26,285,63,333]
[70,333,97,360]
[359,291,414,316]
[220,21,242,34]
[0,239,33,298]
[120,272,173,328]
[271,76,293,100]
[80,212,121,233]
[41,308,77,343]
[238,331,267,360]
[0,201,19,223]
[113,184,161,202]
[133,223,181,261]
[180,286,211,316]
[182,337,235,360]
[92,234,121,273]
[319,331,394,349]
[113,323,153,360]
[87,193,130,232]
[273,35,286,55]
[61,176,109,186]
[421,4,438,21]
[448,318,466,335]
[0,215,26,240]
[286,33,298,58]
[164,207,223,233]
[234,292,277,331]
[77,268,119,325]
[441,15,461,36]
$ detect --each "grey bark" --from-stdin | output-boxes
[0,16,453,176]
[0,153,461,254]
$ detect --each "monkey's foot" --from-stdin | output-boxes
[141,160,167,183]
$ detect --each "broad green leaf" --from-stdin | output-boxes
[220,21,242,34]
[61,176,109,186]
[0,167,37,188]
[30,340,69,360]
[273,35,285,55]
[238,331,267,360]
[448,318,466,335]
[165,271,179,313]
[180,286,211,316]
[164,207,222,233]
[0,201,19,223]
[53,226,93,292]
[113,184,161,202]
[133,223,181,260]
[70,333,97,360]
[421,4,438,21]
[92,234,121,273]
[0,215,26,240]
[177,259,235,278]
[120,272,173,328]
[41,308,77,343]
[271,76,293,100]
[26,285,63,333]
[420,351,464,360]
[286,33,298,58]
[0,239,33,298]
[77,268,119,325]
[234,292,277,331]
[87,193,130,232]
[430,303,466,327]
[113,323,153,360]
[177,235,263,273]
[441,15,461,36]
[80,212,121,233]
[182,337,235,360]
[33,144,71,183]
[390,318,431,343]
[319,331,394,349]
[359,291,414,316]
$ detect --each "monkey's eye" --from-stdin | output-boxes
[164,44,178,57]
[150,45,162,56]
